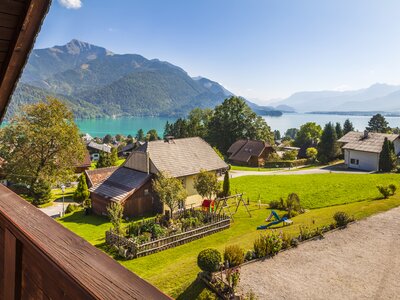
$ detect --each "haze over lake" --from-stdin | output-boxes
[75,113,400,137]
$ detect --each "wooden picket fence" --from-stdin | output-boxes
[106,214,231,259]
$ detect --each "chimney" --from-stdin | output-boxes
[364,130,369,139]
[146,151,150,175]
[164,135,175,143]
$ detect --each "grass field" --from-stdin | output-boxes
[230,165,282,172]
[57,173,400,299]
[230,173,400,209]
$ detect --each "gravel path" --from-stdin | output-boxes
[238,206,400,299]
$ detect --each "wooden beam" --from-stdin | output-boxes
[0,0,50,122]
[3,229,17,300]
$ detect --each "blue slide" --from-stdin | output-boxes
[257,210,291,230]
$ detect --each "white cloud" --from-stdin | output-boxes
[58,0,82,9]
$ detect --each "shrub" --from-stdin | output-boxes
[333,211,351,227]
[280,232,292,250]
[65,204,79,214]
[253,231,283,258]
[151,224,166,239]
[245,250,255,261]
[127,222,140,237]
[268,200,280,209]
[197,248,222,273]
[223,245,244,267]
[32,180,52,205]
[298,225,313,241]
[377,185,391,199]
[388,183,397,195]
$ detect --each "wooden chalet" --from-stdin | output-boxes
[0,1,170,299]
[75,151,92,173]
[90,137,228,218]
[227,139,274,167]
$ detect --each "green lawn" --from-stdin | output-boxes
[22,187,76,207]
[56,173,400,299]
[231,173,400,209]
[89,158,126,170]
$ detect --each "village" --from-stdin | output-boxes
[0,96,399,299]
[1,1,400,300]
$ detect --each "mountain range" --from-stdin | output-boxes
[7,39,280,119]
[270,83,400,113]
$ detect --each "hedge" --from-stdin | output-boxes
[264,159,309,168]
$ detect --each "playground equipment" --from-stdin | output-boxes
[257,210,293,230]
[201,199,215,212]
[214,193,251,221]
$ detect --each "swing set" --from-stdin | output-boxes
[214,193,252,221]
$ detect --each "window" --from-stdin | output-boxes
[144,189,149,196]
[180,178,186,188]
[350,158,359,165]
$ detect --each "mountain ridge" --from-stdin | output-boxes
[8,39,279,119]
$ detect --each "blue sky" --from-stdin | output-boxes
[35,0,400,104]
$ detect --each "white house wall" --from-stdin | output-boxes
[344,149,379,171]
[394,138,400,156]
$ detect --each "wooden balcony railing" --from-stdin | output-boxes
[0,184,171,299]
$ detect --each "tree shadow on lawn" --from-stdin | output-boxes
[177,278,210,300]
[60,210,110,226]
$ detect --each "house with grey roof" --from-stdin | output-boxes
[89,137,228,217]
[227,139,274,167]
[87,141,112,161]
[338,131,400,171]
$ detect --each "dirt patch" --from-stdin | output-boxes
[238,207,400,299]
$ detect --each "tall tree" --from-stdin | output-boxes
[110,147,118,166]
[343,119,355,135]
[317,122,340,163]
[152,172,187,217]
[274,130,281,141]
[222,171,230,197]
[285,128,299,140]
[367,114,389,133]
[335,122,343,139]
[73,175,90,204]
[107,202,124,234]
[294,122,322,148]
[207,97,273,154]
[0,98,85,202]
[96,151,112,168]
[136,128,145,141]
[103,134,113,144]
[146,129,159,141]
[379,137,397,172]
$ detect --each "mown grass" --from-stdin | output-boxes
[230,173,400,209]
[57,173,400,299]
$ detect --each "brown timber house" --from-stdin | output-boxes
[89,137,228,218]
[0,1,169,299]
[227,139,274,167]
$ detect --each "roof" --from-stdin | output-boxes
[132,137,228,177]
[118,143,135,153]
[338,131,400,153]
[89,167,151,202]
[227,139,273,163]
[87,141,112,153]
[0,0,51,122]
[85,166,118,187]
[75,151,91,169]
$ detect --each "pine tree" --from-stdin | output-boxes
[379,137,397,172]
[367,114,389,133]
[136,128,145,141]
[222,171,230,197]
[335,122,343,139]
[317,122,340,163]
[73,175,90,203]
[343,119,355,135]
[110,147,118,166]
[97,151,112,168]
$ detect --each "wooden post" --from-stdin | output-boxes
[4,229,19,300]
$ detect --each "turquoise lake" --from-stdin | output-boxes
[75,113,400,137]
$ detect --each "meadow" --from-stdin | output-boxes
[57,173,400,299]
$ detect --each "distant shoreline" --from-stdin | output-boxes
[307,111,400,117]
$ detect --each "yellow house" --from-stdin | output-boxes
[93,137,229,216]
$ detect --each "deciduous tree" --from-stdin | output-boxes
[152,172,187,217]
[0,98,85,203]
[193,169,220,200]
[294,122,322,148]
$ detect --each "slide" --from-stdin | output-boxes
[257,211,291,230]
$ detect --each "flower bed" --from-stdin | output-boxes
[106,210,230,259]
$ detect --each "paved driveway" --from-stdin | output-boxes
[39,199,76,218]
[229,164,371,178]
[238,207,400,299]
